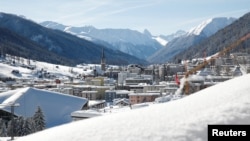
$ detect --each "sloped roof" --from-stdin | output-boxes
[0,87,87,127]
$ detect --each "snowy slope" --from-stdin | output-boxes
[0,87,87,128]
[0,63,33,79]
[17,74,250,141]
[153,30,187,46]
[152,36,168,46]
[0,58,107,79]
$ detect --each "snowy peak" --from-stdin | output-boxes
[40,21,67,31]
[188,17,236,36]
[188,18,213,35]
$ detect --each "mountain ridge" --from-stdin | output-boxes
[40,21,164,59]
[0,12,146,65]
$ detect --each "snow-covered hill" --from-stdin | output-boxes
[40,22,163,59]
[0,56,116,83]
[17,74,250,141]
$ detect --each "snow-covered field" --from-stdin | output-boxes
[0,58,110,80]
[15,74,250,141]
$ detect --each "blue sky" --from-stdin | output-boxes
[0,0,249,35]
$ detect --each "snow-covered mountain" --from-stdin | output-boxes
[17,74,250,141]
[188,17,236,36]
[41,17,236,62]
[148,17,237,63]
[40,21,163,59]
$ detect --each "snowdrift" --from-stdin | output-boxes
[18,74,250,141]
[0,87,87,127]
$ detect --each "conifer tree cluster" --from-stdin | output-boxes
[0,106,46,137]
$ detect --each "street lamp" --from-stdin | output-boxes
[0,102,20,140]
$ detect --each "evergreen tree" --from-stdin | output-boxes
[21,118,33,136]
[26,117,36,134]
[16,116,24,136]
[7,118,18,137]
[1,107,46,137]
[0,122,8,137]
[33,106,46,131]
[6,120,12,137]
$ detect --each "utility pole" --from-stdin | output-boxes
[10,103,20,140]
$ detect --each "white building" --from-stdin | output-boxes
[118,72,137,85]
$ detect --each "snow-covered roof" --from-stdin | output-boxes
[71,110,102,118]
[88,100,105,106]
[113,98,130,105]
[17,74,250,141]
[0,87,87,128]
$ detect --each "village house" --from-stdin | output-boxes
[105,90,130,105]
[129,93,160,105]
[113,98,130,107]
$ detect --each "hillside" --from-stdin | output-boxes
[173,12,250,61]
[16,74,250,141]
[148,17,236,63]
[0,12,146,65]
[0,27,73,65]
